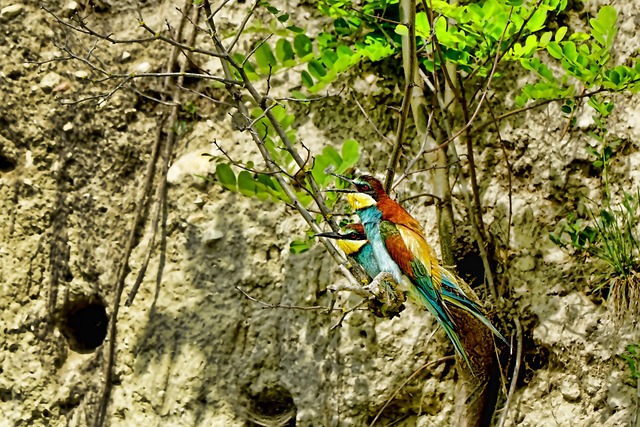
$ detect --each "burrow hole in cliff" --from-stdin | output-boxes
[57,294,109,353]
[455,241,496,289]
[245,385,297,426]
[0,152,16,173]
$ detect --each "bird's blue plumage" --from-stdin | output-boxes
[352,243,380,278]
[358,206,405,284]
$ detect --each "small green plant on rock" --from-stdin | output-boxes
[619,344,640,388]
[550,108,640,318]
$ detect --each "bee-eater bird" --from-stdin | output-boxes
[330,174,472,366]
[317,223,507,344]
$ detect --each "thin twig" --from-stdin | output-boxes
[457,71,486,240]
[487,100,513,298]
[236,286,343,311]
[243,34,274,66]
[330,299,370,331]
[352,91,394,145]
[202,0,368,294]
[212,139,278,175]
[94,3,194,425]
[43,6,228,59]
[369,355,454,427]
[392,111,434,188]
[473,88,607,133]
[384,0,417,193]
[226,0,260,53]
[438,7,514,152]
[496,317,523,427]
[176,84,235,107]
[399,192,439,204]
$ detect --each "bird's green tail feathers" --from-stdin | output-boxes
[409,286,473,371]
[440,272,509,346]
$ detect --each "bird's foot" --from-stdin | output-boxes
[365,272,406,319]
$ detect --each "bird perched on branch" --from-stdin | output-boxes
[329,174,507,367]
[317,222,507,345]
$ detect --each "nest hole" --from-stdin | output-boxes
[245,385,297,427]
[0,152,17,173]
[58,294,109,353]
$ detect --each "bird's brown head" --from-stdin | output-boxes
[330,174,387,211]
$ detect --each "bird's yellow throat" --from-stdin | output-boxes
[346,193,376,211]
[336,239,367,256]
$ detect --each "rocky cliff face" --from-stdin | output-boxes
[1,1,639,426]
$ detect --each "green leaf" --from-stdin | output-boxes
[216,163,236,191]
[291,90,308,100]
[555,26,568,42]
[539,31,552,47]
[321,49,338,68]
[277,13,289,22]
[261,2,279,14]
[415,12,431,38]
[237,171,257,197]
[308,60,327,79]
[340,139,359,170]
[395,24,409,36]
[275,39,295,64]
[294,34,313,57]
[254,43,277,71]
[300,70,314,88]
[569,32,590,42]
[590,6,617,48]
[562,41,577,61]
[287,25,304,33]
[526,8,548,33]
[290,239,310,254]
[334,17,351,36]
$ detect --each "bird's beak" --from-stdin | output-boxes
[330,172,357,186]
[325,189,356,193]
[314,231,344,239]
[326,173,358,193]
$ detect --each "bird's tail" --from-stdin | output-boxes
[440,270,509,345]
[409,284,473,371]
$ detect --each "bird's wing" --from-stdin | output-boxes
[394,223,442,292]
[380,220,470,366]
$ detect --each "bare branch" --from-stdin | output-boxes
[392,110,434,188]
[212,139,278,175]
[226,0,261,53]
[43,6,229,59]
[352,91,394,146]
[176,84,235,107]
[329,299,369,330]
[496,317,523,427]
[236,286,340,311]
[487,99,514,298]
[370,354,455,427]
[384,0,417,193]
[95,4,197,426]
[202,0,368,293]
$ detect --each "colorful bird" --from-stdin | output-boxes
[318,223,507,344]
[330,174,472,366]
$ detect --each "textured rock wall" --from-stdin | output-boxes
[1,1,640,426]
